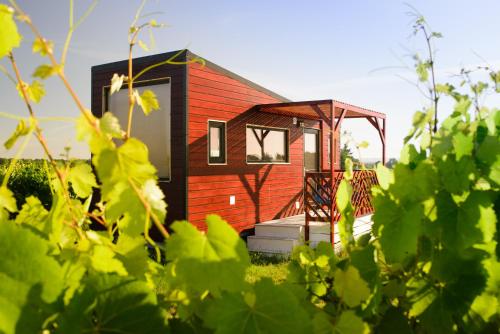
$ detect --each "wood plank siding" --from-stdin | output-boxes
[187,59,340,232]
[91,49,341,236]
[91,51,189,236]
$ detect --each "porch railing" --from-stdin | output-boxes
[304,170,379,244]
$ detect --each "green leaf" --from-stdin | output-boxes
[390,162,438,202]
[100,111,123,138]
[452,131,474,160]
[0,5,21,59]
[420,131,431,149]
[344,158,353,180]
[17,80,45,103]
[76,112,112,155]
[0,223,64,334]
[470,293,498,322]
[376,307,412,334]
[333,265,371,307]
[375,163,393,190]
[166,215,250,294]
[32,37,53,57]
[15,196,48,227]
[357,141,369,149]
[333,311,369,334]
[454,97,471,116]
[137,39,149,51]
[142,179,166,223]
[373,196,423,263]
[110,73,125,95]
[350,245,378,289]
[418,295,454,334]
[336,179,355,250]
[91,245,128,276]
[435,83,453,95]
[0,186,17,213]
[204,279,312,334]
[68,162,97,198]
[57,274,167,333]
[416,61,429,82]
[115,235,151,280]
[32,64,58,79]
[136,89,159,115]
[4,118,34,150]
[438,157,475,194]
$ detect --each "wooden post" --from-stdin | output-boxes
[382,118,386,165]
[330,104,335,245]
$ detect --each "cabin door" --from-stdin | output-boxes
[304,128,320,173]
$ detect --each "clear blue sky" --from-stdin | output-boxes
[1,0,499,160]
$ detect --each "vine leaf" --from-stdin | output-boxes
[68,162,98,198]
[333,310,370,334]
[452,132,473,160]
[374,198,423,263]
[110,73,125,95]
[56,274,167,333]
[100,111,123,138]
[204,279,312,334]
[135,89,159,115]
[0,223,64,334]
[32,37,53,57]
[333,265,371,307]
[16,80,45,103]
[0,5,21,58]
[165,214,250,294]
[0,186,17,214]
[15,196,48,227]
[32,64,59,79]
[4,118,34,150]
[336,179,355,250]
[90,245,128,275]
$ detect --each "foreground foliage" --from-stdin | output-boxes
[0,2,499,333]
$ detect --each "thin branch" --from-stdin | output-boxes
[8,52,80,229]
[0,64,17,85]
[9,0,99,131]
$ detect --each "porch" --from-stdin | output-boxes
[249,99,385,251]
[247,213,373,254]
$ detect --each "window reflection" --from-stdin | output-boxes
[246,126,288,163]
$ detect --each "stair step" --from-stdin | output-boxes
[247,236,300,254]
[255,223,330,238]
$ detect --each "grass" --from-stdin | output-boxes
[155,251,291,295]
[245,252,289,284]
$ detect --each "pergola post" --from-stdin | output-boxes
[366,116,386,166]
[382,118,386,165]
[330,103,335,245]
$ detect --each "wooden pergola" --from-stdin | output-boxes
[256,99,386,166]
[256,99,386,245]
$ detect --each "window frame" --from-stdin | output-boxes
[245,124,290,164]
[102,77,172,182]
[207,120,227,165]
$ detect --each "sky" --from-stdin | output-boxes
[1,0,499,161]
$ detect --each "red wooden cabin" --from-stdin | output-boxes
[91,50,386,239]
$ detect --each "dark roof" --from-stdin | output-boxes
[91,49,290,102]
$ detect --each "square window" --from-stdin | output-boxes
[246,125,289,163]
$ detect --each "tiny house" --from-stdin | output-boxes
[91,50,386,238]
